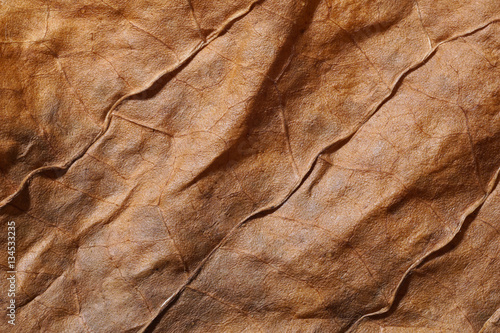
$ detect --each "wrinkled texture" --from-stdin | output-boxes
[0,0,499,332]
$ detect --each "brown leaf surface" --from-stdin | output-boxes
[0,0,499,332]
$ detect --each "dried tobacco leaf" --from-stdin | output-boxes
[0,0,499,332]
